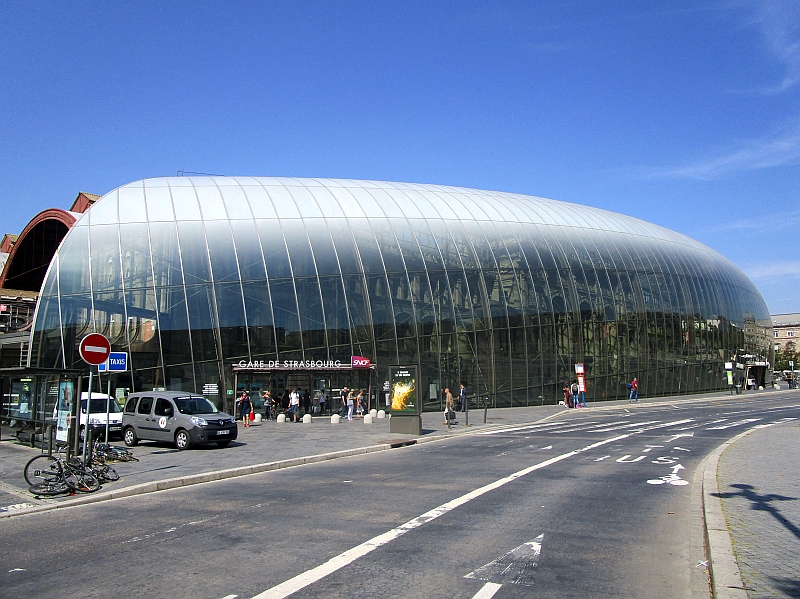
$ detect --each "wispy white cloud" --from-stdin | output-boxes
[743,0,800,94]
[743,260,800,280]
[639,118,800,179]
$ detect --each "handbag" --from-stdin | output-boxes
[249,410,255,421]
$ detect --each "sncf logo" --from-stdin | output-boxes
[351,356,371,368]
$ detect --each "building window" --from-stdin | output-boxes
[789,330,795,337]
[775,343,781,351]
[775,330,780,338]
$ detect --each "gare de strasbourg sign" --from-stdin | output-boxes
[234,356,373,371]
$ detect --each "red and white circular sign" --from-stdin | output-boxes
[79,333,111,366]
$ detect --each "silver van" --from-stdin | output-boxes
[122,392,237,450]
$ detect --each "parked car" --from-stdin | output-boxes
[79,393,124,441]
[122,391,237,449]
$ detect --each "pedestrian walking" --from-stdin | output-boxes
[346,389,355,420]
[628,377,638,402]
[339,387,349,417]
[355,390,365,417]
[562,381,571,408]
[318,389,327,415]
[289,388,300,421]
[570,381,580,409]
[240,390,253,426]
[261,390,273,419]
[459,383,467,413]
[443,387,455,424]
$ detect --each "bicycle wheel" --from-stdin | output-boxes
[24,455,62,486]
[29,480,70,496]
[63,468,101,493]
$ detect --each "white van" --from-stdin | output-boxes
[79,392,124,441]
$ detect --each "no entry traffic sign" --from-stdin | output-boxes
[79,333,111,366]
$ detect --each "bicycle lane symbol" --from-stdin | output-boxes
[647,464,689,486]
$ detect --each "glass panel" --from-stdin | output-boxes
[149,222,183,288]
[287,186,323,218]
[185,284,219,362]
[307,186,345,218]
[242,280,276,358]
[319,275,351,348]
[266,185,302,219]
[144,186,175,222]
[295,277,327,351]
[328,187,366,218]
[118,186,147,222]
[219,185,252,219]
[329,220,360,274]
[156,286,193,365]
[307,222,340,276]
[230,219,266,281]
[257,219,291,278]
[243,185,278,219]
[58,226,90,295]
[170,186,202,221]
[282,220,317,278]
[119,223,153,290]
[89,191,118,225]
[89,224,121,292]
[269,278,301,354]
[205,220,239,282]
[350,220,385,274]
[196,185,228,220]
[177,221,211,284]
[215,282,249,359]
[59,294,93,368]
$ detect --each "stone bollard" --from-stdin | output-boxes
[331,414,340,424]
[253,413,263,424]
[302,413,312,423]
[377,410,386,419]
[364,414,373,424]
[277,414,286,423]
[369,409,377,418]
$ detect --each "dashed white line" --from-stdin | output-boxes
[471,582,502,598]
[249,434,631,599]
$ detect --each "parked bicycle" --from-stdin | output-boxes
[24,450,100,496]
[92,440,138,463]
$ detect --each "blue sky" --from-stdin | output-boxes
[1,1,798,313]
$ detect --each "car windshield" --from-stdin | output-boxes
[81,399,121,413]
[174,396,219,415]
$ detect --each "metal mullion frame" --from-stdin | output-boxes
[215,179,252,362]
[166,181,197,392]
[250,180,281,360]
[141,192,168,389]
[272,182,305,360]
[484,219,530,406]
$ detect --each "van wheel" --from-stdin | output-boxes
[123,427,138,447]
[175,429,191,450]
[216,440,231,448]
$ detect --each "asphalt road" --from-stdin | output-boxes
[2,394,798,599]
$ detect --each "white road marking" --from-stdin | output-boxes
[0,502,35,512]
[673,447,691,452]
[8,568,25,573]
[706,418,761,430]
[121,515,220,544]
[540,445,552,450]
[221,595,238,599]
[647,464,688,486]
[465,533,544,586]
[471,583,502,598]
[616,455,646,463]
[478,421,568,435]
[754,417,797,428]
[630,418,694,433]
[249,435,630,599]
[642,445,663,453]
[594,455,611,461]
[665,433,694,443]
[589,420,660,432]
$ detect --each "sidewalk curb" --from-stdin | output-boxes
[0,389,784,520]
[701,422,791,598]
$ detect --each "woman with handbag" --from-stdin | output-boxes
[240,390,253,427]
[346,389,355,421]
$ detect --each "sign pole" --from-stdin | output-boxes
[106,379,111,444]
[82,367,93,466]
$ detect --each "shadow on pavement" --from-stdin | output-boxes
[714,483,800,540]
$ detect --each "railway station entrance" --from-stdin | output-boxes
[232,360,377,417]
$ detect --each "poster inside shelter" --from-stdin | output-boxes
[390,366,418,414]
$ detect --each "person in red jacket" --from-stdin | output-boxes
[628,378,638,402]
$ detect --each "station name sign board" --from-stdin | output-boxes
[233,359,376,371]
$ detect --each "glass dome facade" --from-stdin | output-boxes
[29,177,772,409]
